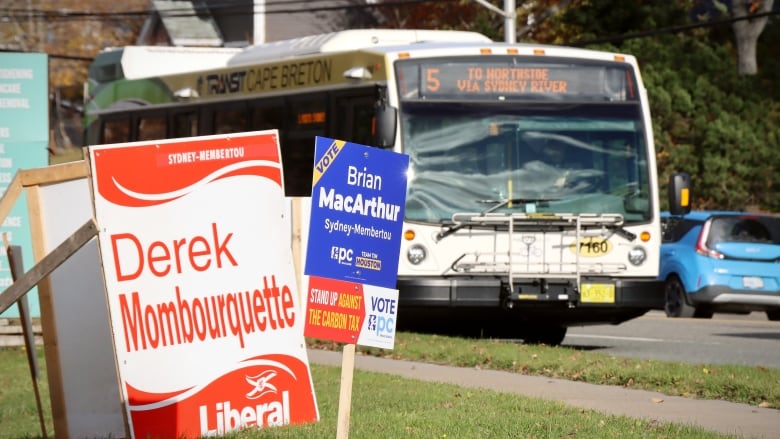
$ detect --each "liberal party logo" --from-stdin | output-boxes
[246,370,277,400]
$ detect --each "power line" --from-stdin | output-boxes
[0,0,461,61]
[2,2,776,62]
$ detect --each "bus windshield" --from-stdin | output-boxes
[400,101,652,224]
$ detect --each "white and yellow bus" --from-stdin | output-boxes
[85,29,687,345]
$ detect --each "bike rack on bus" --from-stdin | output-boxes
[445,212,627,296]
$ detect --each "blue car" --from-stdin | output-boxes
[659,211,780,320]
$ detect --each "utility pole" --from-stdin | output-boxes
[253,0,266,44]
[473,0,516,43]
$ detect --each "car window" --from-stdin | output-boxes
[661,217,700,243]
[707,216,780,245]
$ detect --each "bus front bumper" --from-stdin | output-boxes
[396,276,664,310]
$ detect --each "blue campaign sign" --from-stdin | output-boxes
[304,137,409,289]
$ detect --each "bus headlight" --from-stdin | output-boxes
[627,246,647,266]
[407,244,427,265]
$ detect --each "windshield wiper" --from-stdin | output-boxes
[436,198,559,241]
[608,225,637,241]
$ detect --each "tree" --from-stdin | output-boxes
[515,0,575,41]
[516,0,779,211]
[0,0,149,149]
[526,0,692,45]
[730,0,775,75]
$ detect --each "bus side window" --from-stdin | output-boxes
[173,111,198,138]
[284,94,327,197]
[102,119,130,144]
[282,136,315,197]
[214,106,248,134]
[334,93,375,147]
[137,115,167,141]
[251,101,284,131]
[290,96,327,131]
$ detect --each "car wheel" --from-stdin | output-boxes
[664,276,695,318]
[523,326,567,346]
[767,309,780,321]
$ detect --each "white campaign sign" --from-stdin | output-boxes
[88,131,318,438]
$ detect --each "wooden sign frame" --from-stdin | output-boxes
[0,160,127,438]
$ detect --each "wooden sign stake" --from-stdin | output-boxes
[336,343,356,439]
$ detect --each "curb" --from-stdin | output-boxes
[307,349,779,439]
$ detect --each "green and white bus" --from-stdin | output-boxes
[85,29,682,345]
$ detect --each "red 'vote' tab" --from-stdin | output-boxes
[304,276,365,344]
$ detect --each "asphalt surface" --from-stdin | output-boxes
[307,349,779,439]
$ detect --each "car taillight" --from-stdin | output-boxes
[694,219,724,259]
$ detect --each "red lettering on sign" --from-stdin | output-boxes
[111,222,237,282]
[118,275,296,352]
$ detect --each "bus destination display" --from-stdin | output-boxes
[399,60,635,101]
[424,66,567,95]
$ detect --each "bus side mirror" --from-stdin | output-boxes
[668,172,692,215]
[375,104,397,148]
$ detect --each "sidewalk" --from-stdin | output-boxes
[307,349,779,439]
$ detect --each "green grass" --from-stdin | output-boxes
[329,332,780,408]
[0,347,52,439]
[3,331,774,438]
[231,365,734,439]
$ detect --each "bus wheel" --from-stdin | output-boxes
[664,276,695,318]
[523,326,567,346]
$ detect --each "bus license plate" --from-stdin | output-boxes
[581,283,615,303]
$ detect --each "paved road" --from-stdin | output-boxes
[565,311,780,368]
[308,349,780,439]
